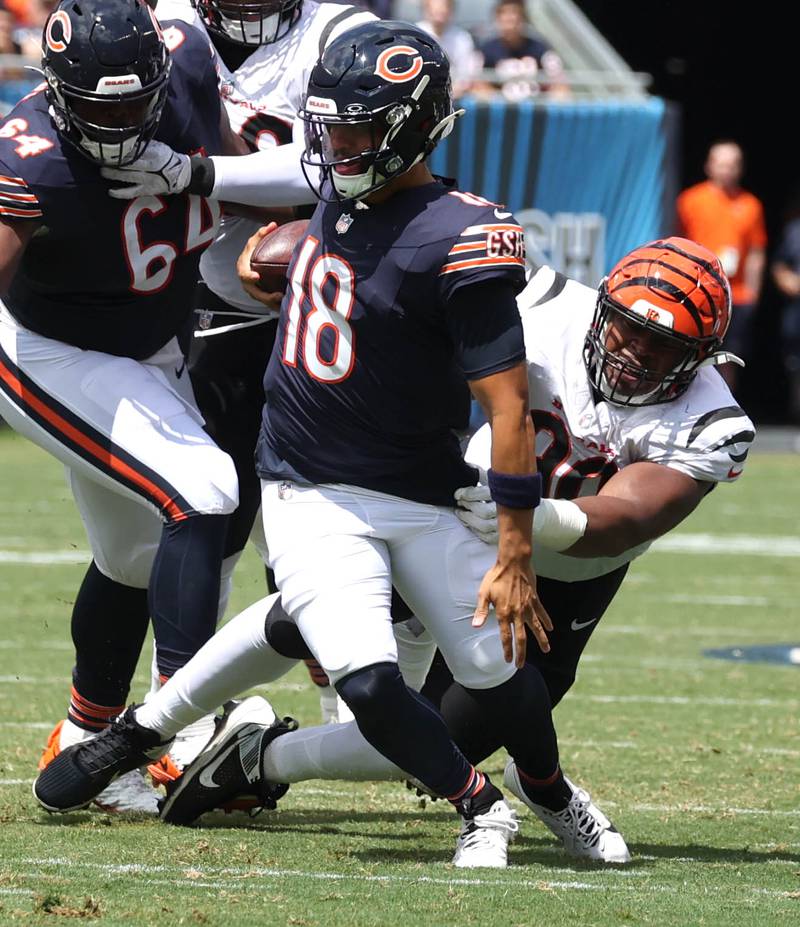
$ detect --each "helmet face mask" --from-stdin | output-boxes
[584,237,732,407]
[42,0,170,167]
[299,22,462,203]
[195,0,302,46]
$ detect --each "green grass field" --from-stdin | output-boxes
[0,428,797,926]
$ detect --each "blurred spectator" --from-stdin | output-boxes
[475,0,570,101]
[676,140,766,392]
[15,0,58,58]
[770,205,800,422]
[0,1,22,56]
[417,0,479,98]
[355,0,393,18]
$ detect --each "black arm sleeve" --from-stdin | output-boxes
[444,279,526,380]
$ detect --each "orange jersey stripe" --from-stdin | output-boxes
[0,174,27,186]
[448,241,488,254]
[0,205,43,218]
[0,191,38,202]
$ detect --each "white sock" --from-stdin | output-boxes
[135,593,297,736]
[262,720,405,784]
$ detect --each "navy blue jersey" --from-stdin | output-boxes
[258,181,528,506]
[0,22,223,360]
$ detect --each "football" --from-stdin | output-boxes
[249,219,310,294]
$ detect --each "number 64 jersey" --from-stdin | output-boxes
[466,266,757,582]
[0,21,222,360]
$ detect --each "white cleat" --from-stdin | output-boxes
[452,799,519,868]
[148,712,218,788]
[504,760,631,863]
[93,769,161,814]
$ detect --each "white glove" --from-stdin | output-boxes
[454,483,498,544]
[101,141,192,199]
[455,484,589,551]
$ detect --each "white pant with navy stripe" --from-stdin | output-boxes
[0,304,238,586]
[260,479,516,689]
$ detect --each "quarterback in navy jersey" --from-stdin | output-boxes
[259,181,528,504]
[0,0,243,813]
[224,21,563,868]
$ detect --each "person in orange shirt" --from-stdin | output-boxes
[676,140,766,391]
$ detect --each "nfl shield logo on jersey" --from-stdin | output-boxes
[336,213,354,235]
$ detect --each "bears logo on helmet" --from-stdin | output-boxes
[42,0,170,166]
[584,237,737,406]
[299,21,462,202]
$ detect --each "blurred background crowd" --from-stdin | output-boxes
[0,0,796,426]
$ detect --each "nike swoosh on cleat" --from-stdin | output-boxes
[727,466,743,478]
[570,617,599,632]
[174,360,186,379]
[494,208,512,219]
[197,740,242,790]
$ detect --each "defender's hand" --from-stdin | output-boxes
[101,141,192,199]
[473,558,552,666]
[237,223,282,309]
[454,484,498,544]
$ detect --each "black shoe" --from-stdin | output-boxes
[33,706,172,813]
[159,695,296,826]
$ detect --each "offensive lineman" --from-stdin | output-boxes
[36,0,376,789]
[0,0,240,810]
[32,236,751,864]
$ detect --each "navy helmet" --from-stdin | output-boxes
[195,0,302,46]
[42,0,171,166]
[299,20,461,202]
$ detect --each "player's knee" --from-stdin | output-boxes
[446,634,517,690]
[175,447,239,518]
[335,662,404,729]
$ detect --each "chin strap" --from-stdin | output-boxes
[698,351,745,369]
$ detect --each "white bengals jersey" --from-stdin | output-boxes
[155,0,376,312]
[465,266,756,582]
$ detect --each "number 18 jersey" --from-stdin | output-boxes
[257,182,528,506]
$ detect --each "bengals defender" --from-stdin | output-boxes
[0,0,243,811]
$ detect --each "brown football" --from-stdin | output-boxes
[249,219,310,293]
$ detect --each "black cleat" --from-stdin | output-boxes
[33,706,172,813]
[159,696,295,826]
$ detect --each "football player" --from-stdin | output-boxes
[0,0,245,810]
[34,0,377,792]
[31,236,751,865]
[35,21,577,871]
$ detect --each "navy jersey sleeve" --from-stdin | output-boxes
[159,19,223,153]
[445,279,525,380]
[437,197,527,303]
[0,159,44,222]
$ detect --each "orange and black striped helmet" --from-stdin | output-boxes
[583,237,733,406]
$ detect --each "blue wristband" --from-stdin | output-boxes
[487,469,542,509]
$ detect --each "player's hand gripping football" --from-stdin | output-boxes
[101,141,192,199]
[237,223,283,311]
[473,516,552,667]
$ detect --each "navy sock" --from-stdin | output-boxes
[149,514,228,678]
[460,663,560,779]
[515,765,572,812]
[69,561,149,724]
[335,662,479,801]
